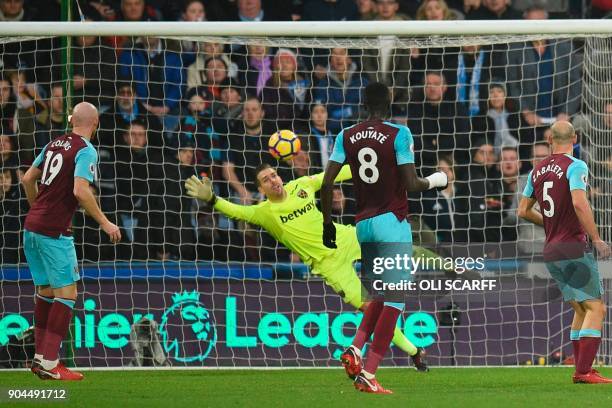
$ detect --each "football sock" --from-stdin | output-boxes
[392,327,418,356]
[577,329,601,375]
[352,300,383,351]
[34,294,54,356]
[364,305,402,375]
[42,298,75,362]
[570,329,580,368]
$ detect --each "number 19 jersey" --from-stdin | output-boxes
[523,153,588,261]
[24,133,98,237]
[329,120,415,223]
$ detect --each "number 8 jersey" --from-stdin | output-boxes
[523,153,588,261]
[25,133,98,237]
[329,120,415,223]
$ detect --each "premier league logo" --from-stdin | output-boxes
[159,291,216,363]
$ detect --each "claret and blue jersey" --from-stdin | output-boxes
[24,133,98,289]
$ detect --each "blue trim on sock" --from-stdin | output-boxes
[54,298,75,309]
[570,330,580,340]
[579,329,601,338]
[36,294,54,304]
[384,302,405,311]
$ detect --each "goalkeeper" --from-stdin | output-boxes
[186,163,434,371]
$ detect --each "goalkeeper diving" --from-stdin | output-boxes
[185,164,437,371]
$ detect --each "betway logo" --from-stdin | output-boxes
[280,200,316,223]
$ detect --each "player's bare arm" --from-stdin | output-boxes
[571,189,611,258]
[320,160,343,248]
[518,196,544,226]
[22,166,42,206]
[74,177,121,243]
[398,163,438,193]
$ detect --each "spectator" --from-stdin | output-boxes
[360,1,411,90]
[448,44,495,117]
[0,0,33,21]
[0,166,27,263]
[187,57,229,109]
[175,90,226,176]
[497,146,522,222]
[107,0,162,50]
[313,47,368,133]
[375,0,410,20]
[506,142,550,256]
[466,0,522,19]
[411,1,458,91]
[455,141,502,243]
[357,0,378,19]
[0,77,16,132]
[0,132,18,170]
[52,21,117,109]
[407,71,470,175]
[182,0,205,22]
[7,69,47,164]
[187,42,237,89]
[484,82,520,155]
[222,97,290,202]
[114,122,166,260]
[211,80,245,139]
[415,0,456,20]
[300,0,359,21]
[305,103,335,171]
[34,84,65,153]
[162,140,201,260]
[7,69,47,117]
[99,81,163,148]
[231,0,292,21]
[237,44,273,97]
[118,36,185,128]
[261,48,311,130]
[419,155,459,243]
[507,36,581,126]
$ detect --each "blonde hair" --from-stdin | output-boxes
[416,0,455,21]
[550,121,575,145]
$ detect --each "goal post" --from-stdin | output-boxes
[1,20,611,369]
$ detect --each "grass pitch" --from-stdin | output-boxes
[1,367,612,407]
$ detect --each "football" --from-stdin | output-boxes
[268,129,301,161]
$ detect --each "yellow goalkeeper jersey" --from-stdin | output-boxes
[214,166,353,266]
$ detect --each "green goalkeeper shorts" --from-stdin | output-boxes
[311,226,364,309]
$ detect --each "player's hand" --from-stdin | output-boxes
[185,175,215,203]
[323,222,337,249]
[426,171,448,191]
[102,221,121,244]
[593,239,611,259]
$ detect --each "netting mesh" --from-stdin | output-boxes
[1,31,611,367]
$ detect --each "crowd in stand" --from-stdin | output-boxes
[1,0,612,264]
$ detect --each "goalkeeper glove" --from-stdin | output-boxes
[323,222,337,249]
[425,171,448,191]
[185,175,216,204]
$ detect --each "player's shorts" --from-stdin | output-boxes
[24,229,79,289]
[356,212,412,244]
[311,226,364,309]
[356,212,412,311]
[545,252,604,303]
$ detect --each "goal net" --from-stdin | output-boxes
[1,20,612,368]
